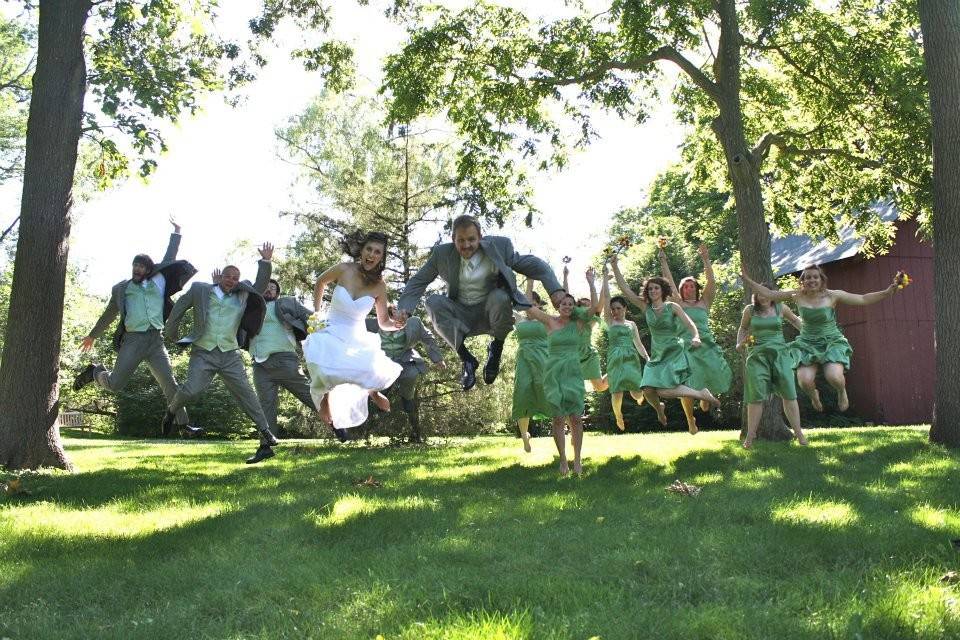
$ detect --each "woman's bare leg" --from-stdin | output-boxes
[796,365,822,411]
[782,397,807,445]
[518,417,532,452]
[629,390,646,406]
[570,414,584,475]
[369,390,390,412]
[680,396,698,434]
[642,388,668,425]
[823,363,848,411]
[551,416,568,475]
[612,392,626,431]
[743,402,763,449]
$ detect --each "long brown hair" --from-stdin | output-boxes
[342,230,388,286]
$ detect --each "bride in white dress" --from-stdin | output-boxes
[302,232,405,429]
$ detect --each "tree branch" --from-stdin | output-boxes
[0,216,19,244]
[539,45,722,103]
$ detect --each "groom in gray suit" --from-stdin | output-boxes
[163,243,279,464]
[74,218,198,436]
[397,215,564,391]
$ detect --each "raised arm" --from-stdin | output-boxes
[831,275,899,306]
[161,217,182,263]
[252,242,273,293]
[397,246,440,315]
[629,320,650,361]
[562,264,570,296]
[781,304,803,331]
[600,265,613,323]
[735,305,753,351]
[671,302,701,347]
[741,272,795,302]
[586,267,602,314]
[610,255,646,310]
[658,247,681,304]
[699,244,716,306]
[313,263,344,312]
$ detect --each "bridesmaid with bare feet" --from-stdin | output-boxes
[610,254,721,427]
[658,243,732,434]
[525,271,596,476]
[563,264,609,393]
[735,284,807,448]
[600,264,649,431]
[511,279,551,453]
[742,266,904,413]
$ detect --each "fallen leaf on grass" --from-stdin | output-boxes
[2,478,31,497]
[940,571,959,585]
[353,475,382,488]
[666,479,701,497]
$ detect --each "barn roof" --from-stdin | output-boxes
[770,202,899,276]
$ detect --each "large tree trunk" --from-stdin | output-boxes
[0,1,91,470]
[714,0,791,441]
[921,0,960,448]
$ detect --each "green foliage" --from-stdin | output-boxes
[1,428,958,638]
[381,1,930,248]
[0,15,31,186]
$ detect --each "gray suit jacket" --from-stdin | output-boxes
[269,296,313,342]
[397,235,562,314]
[88,233,198,350]
[366,316,443,373]
[165,260,271,349]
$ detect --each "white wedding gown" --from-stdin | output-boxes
[302,286,403,429]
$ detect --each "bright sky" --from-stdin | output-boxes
[1,1,683,298]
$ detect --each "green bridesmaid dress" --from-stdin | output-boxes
[544,307,591,417]
[511,320,551,420]
[681,306,732,394]
[640,304,690,389]
[792,306,852,369]
[606,323,645,393]
[579,314,603,380]
[744,303,800,403]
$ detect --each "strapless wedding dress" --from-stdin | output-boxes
[302,286,402,429]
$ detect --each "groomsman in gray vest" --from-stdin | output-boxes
[163,243,279,464]
[248,278,316,438]
[397,215,564,391]
[74,218,199,436]
[366,309,446,442]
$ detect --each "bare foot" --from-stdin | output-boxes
[702,389,721,408]
[742,434,755,449]
[796,432,809,446]
[837,389,849,412]
[810,389,824,412]
[521,431,532,453]
[656,402,667,426]
[319,395,333,425]
[615,414,626,432]
[699,399,710,412]
[559,461,570,476]
[686,416,699,435]
[370,391,391,412]
[573,460,582,475]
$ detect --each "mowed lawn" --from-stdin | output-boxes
[1,427,959,640]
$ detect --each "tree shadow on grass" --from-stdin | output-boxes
[1,429,957,640]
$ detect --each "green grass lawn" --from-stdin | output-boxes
[1,427,959,639]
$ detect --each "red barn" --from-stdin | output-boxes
[771,204,934,424]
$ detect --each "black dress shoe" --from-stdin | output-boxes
[333,427,349,443]
[461,358,478,391]
[73,364,103,391]
[245,445,275,464]
[160,411,177,437]
[261,431,280,447]
[483,339,504,385]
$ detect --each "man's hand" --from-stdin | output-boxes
[80,336,94,352]
[259,242,274,261]
[211,268,221,284]
[169,215,181,235]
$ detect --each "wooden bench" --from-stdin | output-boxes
[58,411,88,433]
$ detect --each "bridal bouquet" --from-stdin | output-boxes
[307,312,327,334]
